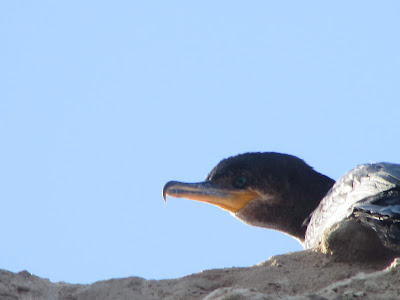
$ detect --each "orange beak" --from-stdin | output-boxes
[163,181,258,213]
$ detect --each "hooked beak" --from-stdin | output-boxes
[163,181,258,213]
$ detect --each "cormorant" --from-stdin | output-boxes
[163,152,400,259]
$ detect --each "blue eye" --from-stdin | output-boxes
[234,176,247,189]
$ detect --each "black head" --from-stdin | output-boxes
[207,152,314,194]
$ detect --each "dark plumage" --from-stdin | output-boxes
[163,152,400,257]
[304,162,400,254]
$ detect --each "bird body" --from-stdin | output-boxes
[305,162,400,253]
[163,152,400,258]
[304,163,400,249]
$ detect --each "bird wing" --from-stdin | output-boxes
[352,187,400,250]
[304,162,400,249]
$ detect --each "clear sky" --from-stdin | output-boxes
[1,1,400,284]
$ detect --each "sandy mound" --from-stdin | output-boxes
[1,250,399,299]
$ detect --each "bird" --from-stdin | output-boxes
[163,152,400,260]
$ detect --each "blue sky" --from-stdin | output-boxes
[1,1,400,284]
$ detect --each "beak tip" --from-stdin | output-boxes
[163,180,181,202]
[162,182,172,202]
[162,188,167,202]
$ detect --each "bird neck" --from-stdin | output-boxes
[288,171,335,241]
[235,167,335,243]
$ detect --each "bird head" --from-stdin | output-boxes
[163,152,334,242]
